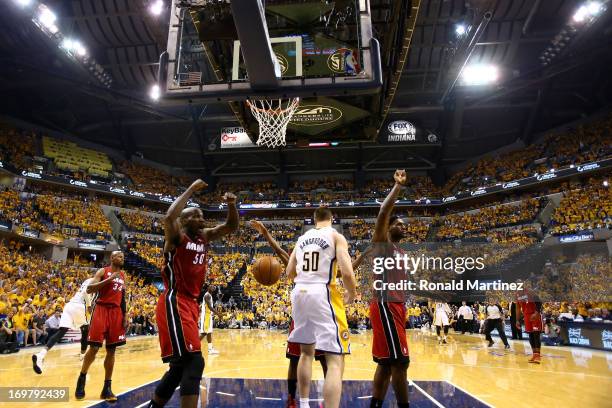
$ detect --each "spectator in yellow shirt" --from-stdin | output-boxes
[13,305,35,346]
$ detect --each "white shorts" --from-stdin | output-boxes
[288,283,350,354]
[59,302,88,330]
[199,305,213,334]
[434,312,449,327]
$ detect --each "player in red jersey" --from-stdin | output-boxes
[147,179,238,408]
[369,170,409,408]
[75,251,127,402]
[516,288,543,364]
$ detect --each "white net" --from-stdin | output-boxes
[246,98,300,148]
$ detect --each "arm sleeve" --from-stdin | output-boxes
[121,290,127,316]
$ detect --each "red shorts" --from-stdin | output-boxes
[157,291,201,363]
[370,302,409,365]
[524,312,543,332]
[88,304,125,347]
[286,320,324,361]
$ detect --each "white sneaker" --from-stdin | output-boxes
[32,353,44,374]
[208,348,220,355]
[79,353,85,361]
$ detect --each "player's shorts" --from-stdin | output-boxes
[88,303,125,348]
[434,312,450,327]
[157,291,201,363]
[59,302,88,330]
[286,320,325,361]
[289,283,350,355]
[524,312,543,332]
[370,301,409,365]
[199,305,213,335]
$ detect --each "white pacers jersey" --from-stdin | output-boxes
[68,278,94,307]
[60,278,93,329]
[294,226,337,285]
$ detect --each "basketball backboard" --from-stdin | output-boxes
[160,0,382,103]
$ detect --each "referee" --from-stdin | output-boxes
[484,302,510,349]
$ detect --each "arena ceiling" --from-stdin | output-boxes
[0,0,611,178]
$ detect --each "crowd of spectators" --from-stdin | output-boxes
[550,177,611,235]
[116,210,163,235]
[436,198,542,240]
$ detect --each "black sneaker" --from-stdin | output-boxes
[32,354,42,375]
[100,381,117,403]
[487,341,494,347]
[504,345,511,350]
[75,374,86,400]
[442,339,447,344]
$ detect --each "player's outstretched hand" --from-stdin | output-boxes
[394,169,407,185]
[190,179,208,191]
[223,192,237,204]
[249,220,266,234]
[344,290,356,305]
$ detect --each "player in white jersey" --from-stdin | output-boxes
[286,207,357,408]
[32,278,94,374]
[433,302,452,344]
[198,284,219,354]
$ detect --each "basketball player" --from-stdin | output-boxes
[198,284,219,355]
[369,169,410,408]
[75,251,127,402]
[250,220,326,408]
[433,301,452,344]
[516,287,543,364]
[285,207,357,408]
[32,277,93,374]
[147,179,238,408]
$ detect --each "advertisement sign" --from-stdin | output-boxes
[380,116,439,144]
[220,127,255,149]
[560,321,612,351]
[559,233,594,243]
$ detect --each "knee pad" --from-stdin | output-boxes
[155,363,184,400]
[180,353,205,396]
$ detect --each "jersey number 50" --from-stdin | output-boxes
[193,254,206,265]
[303,251,319,272]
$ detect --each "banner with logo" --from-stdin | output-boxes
[288,97,369,136]
[560,321,612,351]
[380,116,439,144]
[220,127,256,149]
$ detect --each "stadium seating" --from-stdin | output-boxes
[42,136,113,179]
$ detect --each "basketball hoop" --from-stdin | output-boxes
[246,98,300,148]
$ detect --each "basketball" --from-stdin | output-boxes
[252,256,282,286]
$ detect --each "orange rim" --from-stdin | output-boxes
[246,99,299,115]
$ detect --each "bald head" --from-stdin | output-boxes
[110,251,124,267]
[180,207,205,235]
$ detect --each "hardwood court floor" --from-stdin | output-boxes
[0,329,610,407]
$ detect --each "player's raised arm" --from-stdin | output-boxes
[250,220,290,265]
[335,233,357,304]
[164,179,208,250]
[285,249,297,281]
[203,192,239,242]
[372,170,406,243]
[352,246,372,270]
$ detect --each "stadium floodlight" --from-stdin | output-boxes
[14,0,33,7]
[455,24,467,36]
[34,4,59,34]
[149,84,161,101]
[149,0,164,16]
[62,38,87,57]
[460,64,499,86]
[573,1,603,23]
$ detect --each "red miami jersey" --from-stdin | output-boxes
[162,234,208,299]
[95,266,125,306]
